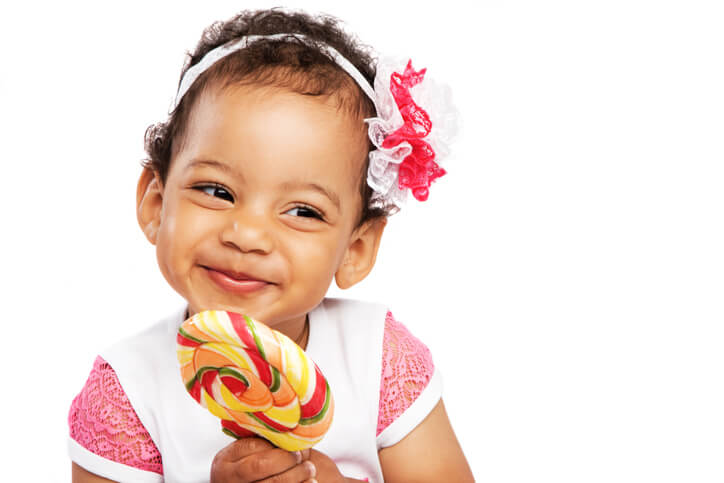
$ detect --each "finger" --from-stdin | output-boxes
[237,449,308,481]
[218,436,275,463]
[256,460,317,483]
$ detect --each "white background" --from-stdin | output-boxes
[1,1,723,481]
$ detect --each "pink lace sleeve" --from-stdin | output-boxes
[68,356,163,474]
[376,311,435,436]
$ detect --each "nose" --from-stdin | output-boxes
[219,209,274,254]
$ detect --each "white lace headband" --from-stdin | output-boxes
[173,33,457,209]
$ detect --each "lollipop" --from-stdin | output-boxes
[177,310,333,451]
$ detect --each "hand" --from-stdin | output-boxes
[210,436,317,482]
[306,449,349,483]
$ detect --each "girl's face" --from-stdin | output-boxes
[143,84,378,336]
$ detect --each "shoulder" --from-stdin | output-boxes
[103,305,186,365]
[376,311,442,448]
[381,311,434,370]
[97,306,188,437]
[312,298,389,349]
[317,297,389,322]
[67,306,186,480]
[99,305,187,402]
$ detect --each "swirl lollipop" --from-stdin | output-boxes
[177,310,334,451]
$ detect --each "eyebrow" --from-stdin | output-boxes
[186,159,243,179]
[280,181,341,211]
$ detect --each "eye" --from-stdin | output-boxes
[193,183,234,202]
[284,205,324,220]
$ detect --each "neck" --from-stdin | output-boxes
[272,314,310,350]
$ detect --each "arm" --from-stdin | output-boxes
[72,463,117,483]
[379,399,473,482]
[375,313,473,481]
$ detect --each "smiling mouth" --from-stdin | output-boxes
[202,266,273,294]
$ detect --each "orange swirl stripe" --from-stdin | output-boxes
[177,310,334,451]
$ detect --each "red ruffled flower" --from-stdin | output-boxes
[381,61,446,202]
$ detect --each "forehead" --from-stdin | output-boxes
[175,83,368,196]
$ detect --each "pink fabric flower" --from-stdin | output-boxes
[366,58,457,207]
[382,61,446,201]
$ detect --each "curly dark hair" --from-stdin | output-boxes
[142,9,392,223]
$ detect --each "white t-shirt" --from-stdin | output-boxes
[68,298,442,483]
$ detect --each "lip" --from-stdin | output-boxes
[203,266,272,295]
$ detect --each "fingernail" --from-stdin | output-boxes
[293,451,302,464]
[308,479,318,483]
[301,449,311,460]
[305,460,317,478]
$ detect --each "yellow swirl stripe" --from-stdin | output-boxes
[196,311,242,347]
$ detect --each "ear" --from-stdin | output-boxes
[335,217,387,289]
[136,167,164,245]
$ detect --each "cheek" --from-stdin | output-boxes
[155,214,183,286]
[157,201,205,272]
[289,235,347,282]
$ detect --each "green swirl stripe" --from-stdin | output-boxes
[186,365,215,391]
[299,380,331,425]
[222,427,242,438]
[179,326,205,344]
[249,412,284,433]
[244,315,267,360]
[218,366,250,387]
[269,366,281,392]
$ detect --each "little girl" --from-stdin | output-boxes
[68,9,473,483]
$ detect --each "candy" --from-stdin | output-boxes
[177,310,334,451]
